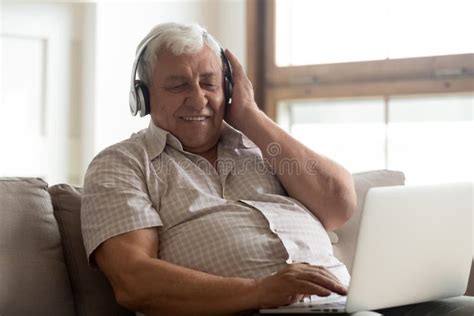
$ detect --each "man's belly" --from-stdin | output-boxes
[158,203,348,281]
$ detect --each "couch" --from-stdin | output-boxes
[1,170,472,315]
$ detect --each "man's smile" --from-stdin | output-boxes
[179,115,210,122]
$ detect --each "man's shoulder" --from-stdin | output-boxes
[87,130,150,171]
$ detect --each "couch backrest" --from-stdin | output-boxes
[48,184,133,316]
[0,177,76,316]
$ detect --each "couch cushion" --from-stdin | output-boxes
[333,170,406,273]
[48,184,134,316]
[0,177,75,316]
[466,259,474,296]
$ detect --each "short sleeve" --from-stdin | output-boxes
[81,144,163,266]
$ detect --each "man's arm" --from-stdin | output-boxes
[95,228,348,315]
[224,49,357,231]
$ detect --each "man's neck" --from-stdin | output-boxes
[184,144,218,168]
[200,146,218,168]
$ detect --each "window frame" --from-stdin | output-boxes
[246,0,474,120]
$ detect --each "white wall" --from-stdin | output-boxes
[1,0,246,185]
[84,0,246,182]
[80,3,97,185]
[1,2,86,184]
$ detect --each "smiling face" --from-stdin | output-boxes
[149,45,225,155]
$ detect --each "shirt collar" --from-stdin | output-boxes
[145,120,256,160]
[145,121,182,159]
[220,121,257,150]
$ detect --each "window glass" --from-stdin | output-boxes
[387,94,474,184]
[277,98,386,173]
[275,0,474,66]
[277,94,474,184]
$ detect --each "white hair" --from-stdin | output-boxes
[136,22,222,87]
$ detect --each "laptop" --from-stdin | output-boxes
[260,182,473,314]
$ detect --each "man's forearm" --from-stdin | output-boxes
[120,256,258,315]
[234,108,356,231]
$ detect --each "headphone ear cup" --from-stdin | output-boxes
[224,77,233,105]
[140,84,151,116]
[220,49,233,105]
[135,80,150,116]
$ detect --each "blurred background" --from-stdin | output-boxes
[1,0,473,186]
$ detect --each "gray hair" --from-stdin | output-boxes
[136,22,222,87]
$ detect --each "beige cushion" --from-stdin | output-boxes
[466,260,474,296]
[48,184,134,316]
[333,170,406,273]
[0,177,75,316]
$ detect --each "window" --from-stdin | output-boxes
[246,0,474,184]
[387,94,473,184]
[277,94,473,184]
[275,0,474,66]
[277,98,386,173]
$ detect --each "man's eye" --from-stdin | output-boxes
[202,83,217,90]
[169,84,187,91]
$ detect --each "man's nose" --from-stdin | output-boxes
[186,86,207,110]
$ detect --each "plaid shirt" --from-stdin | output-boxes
[81,121,349,283]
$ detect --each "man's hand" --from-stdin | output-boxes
[223,48,260,129]
[255,264,348,309]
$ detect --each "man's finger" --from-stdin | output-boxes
[224,48,244,77]
[305,265,343,285]
[315,267,341,283]
[294,264,341,283]
[296,271,348,295]
[292,279,332,297]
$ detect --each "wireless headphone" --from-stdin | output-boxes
[129,31,233,117]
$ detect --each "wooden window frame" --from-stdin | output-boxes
[246,0,474,121]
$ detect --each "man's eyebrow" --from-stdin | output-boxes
[163,73,218,83]
[200,72,218,80]
[164,75,187,83]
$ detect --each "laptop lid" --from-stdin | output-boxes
[346,183,473,313]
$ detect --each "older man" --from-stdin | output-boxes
[81,22,356,315]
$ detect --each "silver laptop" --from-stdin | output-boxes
[260,182,473,314]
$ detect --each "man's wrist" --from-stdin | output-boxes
[250,277,262,309]
[232,105,265,135]
[232,277,262,312]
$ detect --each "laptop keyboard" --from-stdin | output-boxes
[274,293,346,311]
